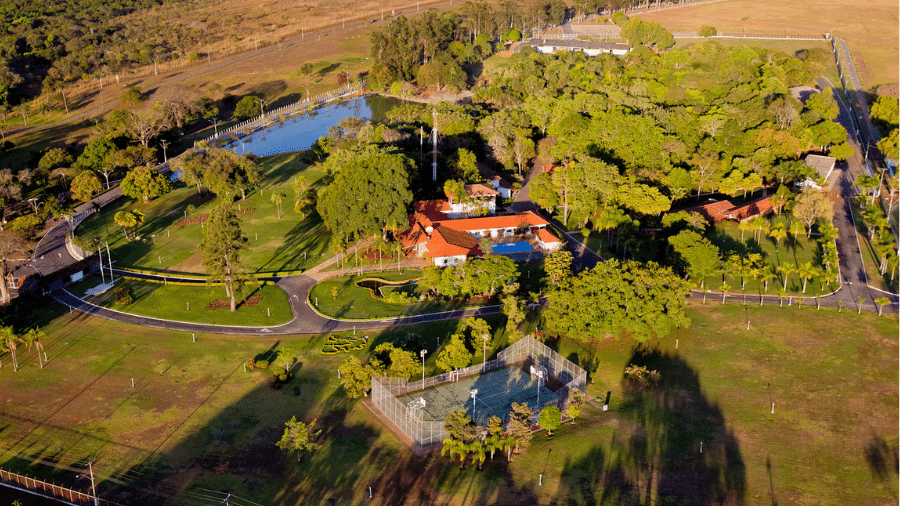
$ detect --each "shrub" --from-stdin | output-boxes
[9,214,44,239]
[278,374,288,382]
[256,359,269,369]
[699,25,717,37]
[272,367,286,377]
[113,286,133,305]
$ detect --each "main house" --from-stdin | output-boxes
[398,209,563,266]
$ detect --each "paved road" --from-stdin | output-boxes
[52,273,507,335]
[813,79,898,309]
[834,38,880,147]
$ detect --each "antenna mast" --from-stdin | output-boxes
[431,108,438,182]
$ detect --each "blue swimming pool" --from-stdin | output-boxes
[492,241,535,254]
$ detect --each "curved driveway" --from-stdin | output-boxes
[52,272,508,335]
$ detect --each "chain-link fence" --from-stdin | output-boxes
[371,335,586,448]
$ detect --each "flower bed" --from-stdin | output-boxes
[206,295,263,310]
[174,208,255,227]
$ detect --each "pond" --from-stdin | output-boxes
[357,278,418,298]
[227,95,405,156]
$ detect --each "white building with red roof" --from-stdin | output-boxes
[398,208,562,266]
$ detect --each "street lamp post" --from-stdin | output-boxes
[420,349,427,383]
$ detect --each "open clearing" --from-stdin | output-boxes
[76,152,331,275]
[0,300,895,505]
[634,0,898,89]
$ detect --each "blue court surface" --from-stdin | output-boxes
[491,241,536,254]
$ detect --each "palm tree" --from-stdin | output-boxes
[25,328,47,368]
[875,297,890,316]
[471,440,487,470]
[777,264,794,291]
[720,281,730,305]
[0,326,18,371]
[271,190,286,220]
[760,270,776,293]
[777,288,787,307]
[857,296,865,314]
[768,222,787,252]
[796,296,803,308]
[796,262,816,294]
[738,219,754,242]
[749,216,767,242]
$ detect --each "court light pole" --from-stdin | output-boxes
[482,335,489,371]
[420,349,427,383]
[470,388,478,423]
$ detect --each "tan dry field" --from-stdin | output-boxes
[633,0,899,89]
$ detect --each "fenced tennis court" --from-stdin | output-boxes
[396,365,558,426]
[371,335,587,449]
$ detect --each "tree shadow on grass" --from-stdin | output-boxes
[255,212,330,273]
[864,435,899,490]
[596,344,746,506]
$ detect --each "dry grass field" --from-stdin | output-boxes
[634,0,898,89]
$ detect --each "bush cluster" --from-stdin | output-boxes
[321,335,368,354]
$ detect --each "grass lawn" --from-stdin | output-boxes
[309,270,461,319]
[703,218,834,297]
[849,199,898,292]
[0,300,895,505]
[76,152,333,275]
[78,276,293,326]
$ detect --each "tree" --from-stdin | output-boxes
[567,390,585,424]
[271,190,286,219]
[529,173,559,213]
[317,146,414,242]
[668,230,721,288]
[370,343,419,379]
[71,171,102,202]
[699,26,717,37]
[828,142,855,161]
[38,148,73,173]
[875,297,890,316]
[113,210,144,240]
[277,345,295,370]
[544,249,573,286]
[795,262,816,294]
[444,409,477,441]
[512,134,535,176]
[200,205,247,311]
[450,148,480,182]
[339,356,374,398]
[201,149,261,201]
[233,95,262,119]
[768,222,787,252]
[153,84,204,128]
[120,86,143,107]
[501,294,526,333]
[436,334,470,373]
[792,188,833,237]
[461,317,492,350]
[538,405,561,436]
[122,166,170,203]
[293,176,314,217]
[276,416,321,462]
[544,260,690,342]
[507,402,533,454]
[126,108,169,147]
[9,214,44,239]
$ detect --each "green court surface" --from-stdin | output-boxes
[397,365,558,426]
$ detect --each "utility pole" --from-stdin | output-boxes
[88,460,98,506]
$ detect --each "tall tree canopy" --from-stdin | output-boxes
[544,260,690,342]
[199,205,247,311]
[317,145,414,241]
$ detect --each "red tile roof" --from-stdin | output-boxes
[440,211,550,232]
[684,200,736,222]
[533,227,561,244]
[465,183,499,198]
[426,225,482,258]
[727,196,783,222]
[415,199,451,213]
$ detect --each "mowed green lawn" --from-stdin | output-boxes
[77,277,294,326]
[76,152,332,275]
[0,301,895,505]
